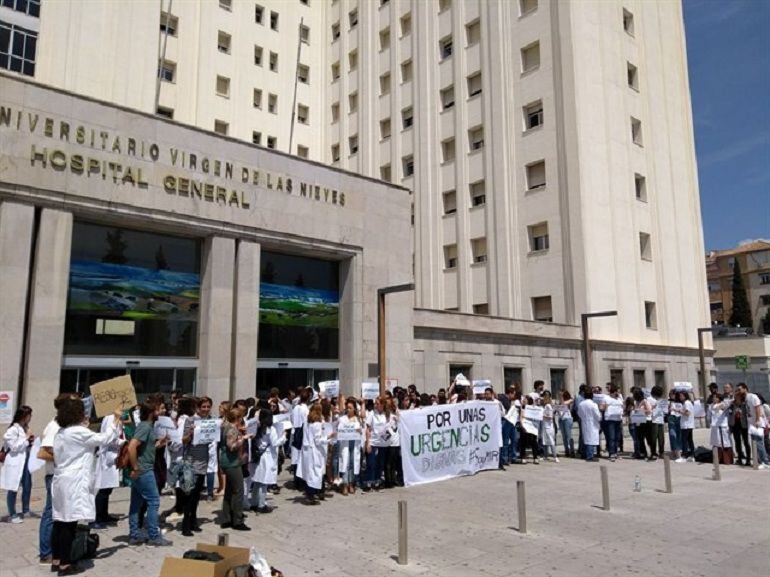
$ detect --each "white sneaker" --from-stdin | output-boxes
[675,457,686,463]
[758,463,770,470]
[10,516,23,524]
[165,512,182,522]
[554,457,560,463]
[686,457,694,463]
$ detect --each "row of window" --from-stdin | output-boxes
[1,0,40,17]
[0,20,36,76]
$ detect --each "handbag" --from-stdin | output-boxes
[0,445,7,464]
[115,443,130,469]
[70,525,99,562]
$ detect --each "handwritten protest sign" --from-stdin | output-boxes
[472,380,491,396]
[153,415,176,439]
[193,419,220,445]
[90,375,137,418]
[673,382,693,391]
[630,410,648,424]
[337,420,361,441]
[657,399,670,413]
[318,380,339,398]
[274,412,293,430]
[594,394,607,405]
[454,373,470,386]
[524,405,544,421]
[361,382,380,400]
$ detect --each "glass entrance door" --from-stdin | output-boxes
[256,367,339,398]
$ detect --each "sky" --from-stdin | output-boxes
[682,0,770,251]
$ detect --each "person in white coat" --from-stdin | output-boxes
[249,409,286,512]
[337,398,363,495]
[300,403,335,504]
[1,405,34,523]
[577,390,602,461]
[541,391,559,462]
[709,394,733,463]
[290,388,311,491]
[51,399,121,575]
[92,414,125,528]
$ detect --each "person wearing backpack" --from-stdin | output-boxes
[249,408,286,512]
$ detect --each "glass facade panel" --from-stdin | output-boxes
[64,222,201,357]
[258,251,339,360]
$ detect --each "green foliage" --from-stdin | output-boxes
[729,259,752,327]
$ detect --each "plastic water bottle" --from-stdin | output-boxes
[633,474,642,492]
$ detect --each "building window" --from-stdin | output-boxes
[473,303,489,315]
[380,72,391,95]
[441,138,456,163]
[300,0,310,5]
[255,4,264,24]
[402,106,414,129]
[401,59,413,83]
[471,237,487,264]
[379,27,390,51]
[217,31,231,53]
[331,102,340,122]
[521,41,540,73]
[267,136,277,149]
[524,100,543,130]
[467,72,482,98]
[760,295,770,305]
[297,104,309,125]
[639,232,652,261]
[627,62,639,90]
[633,369,646,390]
[297,145,309,158]
[550,368,567,398]
[331,61,340,81]
[297,64,310,84]
[440,35,453,60]
[470,180,486,206]
[253,88,263,108]
[214,120,228,135]
[331,143,340,162]
[349,134,359,155]
[216,75,230,97]
[526,160,546,190]
[441,85,455,110]
[219,0,232,10]
[465,19,480,47]
[254,45,263,66]
[252,131,262,145]
[380,0,390,6]
[160,12,178,36]
[270,11,279,31]
[443,190,457,215]
[158,60,176,82]
[300,24,310,44]
[532,296,553,322]
[268,93,277,114]
[400,13,412,37]
[644,301,657,329]
[380,118,391,140]
[504,367,523,391]
[468,126,484,151]
[349,8,358,29]
[439,0,452,12]
[380,164,392,181]
[348,49,358,71]
[444,244,458,269]
[156,106,174,119]
[332,21,340,41]
[269,51,278,72]
[760,273,770,285]
[654,370,666,389]
[623,8,634,36]
[348,91,358,112]
[0,22,37,76]
[528,222,549,252]
[610,369,624,391]
[520,0,538,16]
[4,0,40,17]
[631,117,643,145]
[402,155,414,178]
[635,173,647,201]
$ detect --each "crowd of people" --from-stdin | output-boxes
[1,379,768,575]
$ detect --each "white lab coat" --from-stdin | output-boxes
[337,416,362,476]
[709,406,732,448]
[250,427,286,486]
[578,399,602,446]
[94,416,124,490]
[52,421,119,522]
[0,423,30,492]
[542,404,556,445]
[290,404,309,466]
[299,421,329,490]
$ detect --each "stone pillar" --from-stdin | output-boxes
[339,254,364,396]
[231,240,260,399]
[0,202,35,409]
[23,208,73,422]
[198,236,235,402]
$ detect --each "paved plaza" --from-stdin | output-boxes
[1,430,768,577]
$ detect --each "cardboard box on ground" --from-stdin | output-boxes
[159,544,250,577]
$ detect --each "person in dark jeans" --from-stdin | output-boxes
[219,410,250,531]
[731,397,750,466]
[181,397,214,536]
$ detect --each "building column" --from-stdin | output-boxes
[339,254,364,396]
[0,202,35,411]
[231,240,260,399]
[23,208,73,421]
[198,236,235,402]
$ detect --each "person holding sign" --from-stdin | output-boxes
[178,398,215,537]
[364,398,389,490]
[541,391,558,463]
[519,396,541,464]
[668,390,684,462]
[249,409,287,512]
[337,398,364,495]
[577,390,602,461]
[92,412,126,529]
[649,386,666,459]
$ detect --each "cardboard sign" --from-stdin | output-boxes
[318,380,339,398]
[524,405,544,421]
[90,375,137,418]
[193,419,220,445]
[630,410,648,424]
[361,382,380,400]
[337,420,361,441]
[0,390,14,424]
[472,379,491,396]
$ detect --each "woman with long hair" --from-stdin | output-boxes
[385,397,403,487]
[1,405,34,523]
[219,409,251,531]
[249,408,286,512]
[556,390,574,458]
[300,403,335,504]
[519,396,540,464]
[364,397,389,490]
[667,389,683,461]
[337,398,363,495]
[541,391,558,462]
[678,391,695,461]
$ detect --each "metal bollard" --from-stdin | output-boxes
[516,480,527,534]
[217,532,229,546]
[751,438,759,470]
[600,466,610,511]
[663,455,673,494]
[397,500,407,565]
[712,447,721,481]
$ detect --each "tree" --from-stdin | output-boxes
[155,245,168,270]
[102,228,127,265]
[729,259,752,327]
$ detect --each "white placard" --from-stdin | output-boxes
[192,418,220,445]
[673,382,693,391]
[82,396,94,419]
[605,403,623,418]
[132,409,140,426]
[630,410,648,424]
[554,404,569,415]
[385,379,399,392]
[245,417,259,436]
[693,400,706,418]
[0,391,14,424]
[524,405,544,421]
[322,422,334,437]
[274,412,293,430]
[657,399,670,413]
[593,394,607,404]
[361,382,380,400]
[153,415,176,438]
[472,380,491,396]
[454,373,470,386]
[27,438,46,473]
[318,380,340,398]
[337,420,361,441]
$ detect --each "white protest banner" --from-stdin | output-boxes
[398,400,502,487]
[193,419,220,445]
[630,410,648,424]
[673,382,693,392]
[245,417,259,436]
[153,415,176,438]
[524,405,544,421]
[361,382,380,400]
[0,391,14,424]
[90,375,137,418]
[337,420,361,442]
[472,380,491,396]
[693,400,706,418]
[318,380,339,398]
[27,438,46,473]
[82,396,94,419]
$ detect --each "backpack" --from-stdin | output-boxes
[70,525,99,562]
[250,434,267,465]
[291,426,303,451]
[693,446,712,463]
